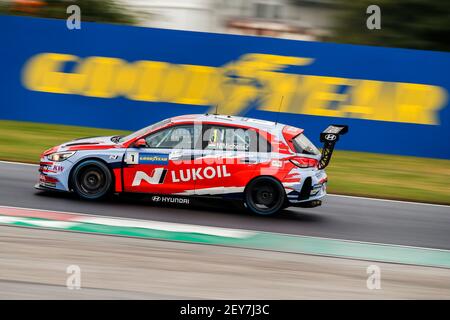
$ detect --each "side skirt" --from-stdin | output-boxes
[117,192,244,209]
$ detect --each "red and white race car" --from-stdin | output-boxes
[36,114,347,215]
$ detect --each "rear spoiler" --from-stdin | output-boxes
[318,125,348,170]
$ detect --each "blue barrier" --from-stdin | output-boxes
[1,15,449,158]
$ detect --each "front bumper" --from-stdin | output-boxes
[34,183,67,192]
[36,158,73,192]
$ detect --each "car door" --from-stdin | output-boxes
[195,124,260,196]
[122,124,199,195]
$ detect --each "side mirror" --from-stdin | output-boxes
[134,138,147,148]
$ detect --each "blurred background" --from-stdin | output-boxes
[1,0,449,51]
[0,0,449,301]
[0,0,449,204]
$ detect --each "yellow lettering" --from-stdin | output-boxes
[126,61,169,102]
[22,53,79,94]
[77,57,124,98]
[259,73,299,112]
[395,83,446,125]
[21,52,447,125]
[175,65,217,106]
[302,76,351,118]
[339,80,384,120]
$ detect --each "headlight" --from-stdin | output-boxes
[47,151,76,162]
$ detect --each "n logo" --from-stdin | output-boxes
[132,168,167,186]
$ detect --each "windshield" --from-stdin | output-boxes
[118,119,170,143]
[292,134,320,156]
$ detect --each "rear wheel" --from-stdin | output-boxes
[244,177,286,216]
[71,160,112,200]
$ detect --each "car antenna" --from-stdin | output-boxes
[275,96,284,125]
[214,104,219,116]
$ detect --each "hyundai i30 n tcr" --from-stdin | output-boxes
[36,114,347,215]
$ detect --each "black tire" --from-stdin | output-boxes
[244,176,286,216]
[71,160,113,200]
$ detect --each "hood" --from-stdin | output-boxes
[42,136,119,156]
[62,136,116,147]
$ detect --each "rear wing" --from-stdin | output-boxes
[318,125,348,170]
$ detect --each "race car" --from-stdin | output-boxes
[35,114,347,215]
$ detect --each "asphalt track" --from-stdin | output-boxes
[0,161,449,250]
[2,226,449,299]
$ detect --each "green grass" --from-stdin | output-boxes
[0,120,130,163]
[0,120,449,205]
[327,151,450,204]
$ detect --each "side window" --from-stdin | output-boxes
[258,133,272,153]
[145,125,194,149]
[203,125,262,152]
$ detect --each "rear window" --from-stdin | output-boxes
[292,134,320,155]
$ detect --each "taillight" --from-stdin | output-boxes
[289,157,318,168]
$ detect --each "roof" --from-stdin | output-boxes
[170,114,291,131]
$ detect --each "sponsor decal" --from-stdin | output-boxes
[171,165,230,182]
[139,153,169,165]
[126,152,139,164]
[132,168,167,186]
[271,160,282,168]
[39,163,64,173]
[324,134,337,141]
[52,165,64,172]
[126,152,169,165]
[23,52,446,125]
[152,195,190,205]
[207,141,249,151]
[132,165,231,186]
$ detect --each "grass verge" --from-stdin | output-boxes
[0,120,449,205]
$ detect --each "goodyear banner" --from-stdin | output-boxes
[1,15,450,158]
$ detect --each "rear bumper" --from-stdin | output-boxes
[283,169,327,205]
[291,199,322,208]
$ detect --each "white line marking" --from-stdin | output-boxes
[77,217,254,238]
[0,216,77,228]
[0,205,253,239]
[0,160,38,167]
[0,216,27,223]
[327,194,450,208]
[0,205,449,253]
[0,160,448,207]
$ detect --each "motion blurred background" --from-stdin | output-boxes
[1,0,450,204]
[0,0,450,301]
[1,0,449,51]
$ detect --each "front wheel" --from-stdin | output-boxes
[244,177,286,216]
[71,160,113,200]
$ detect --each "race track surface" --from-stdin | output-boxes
[0,162,449,249]
[2,226,449,299]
